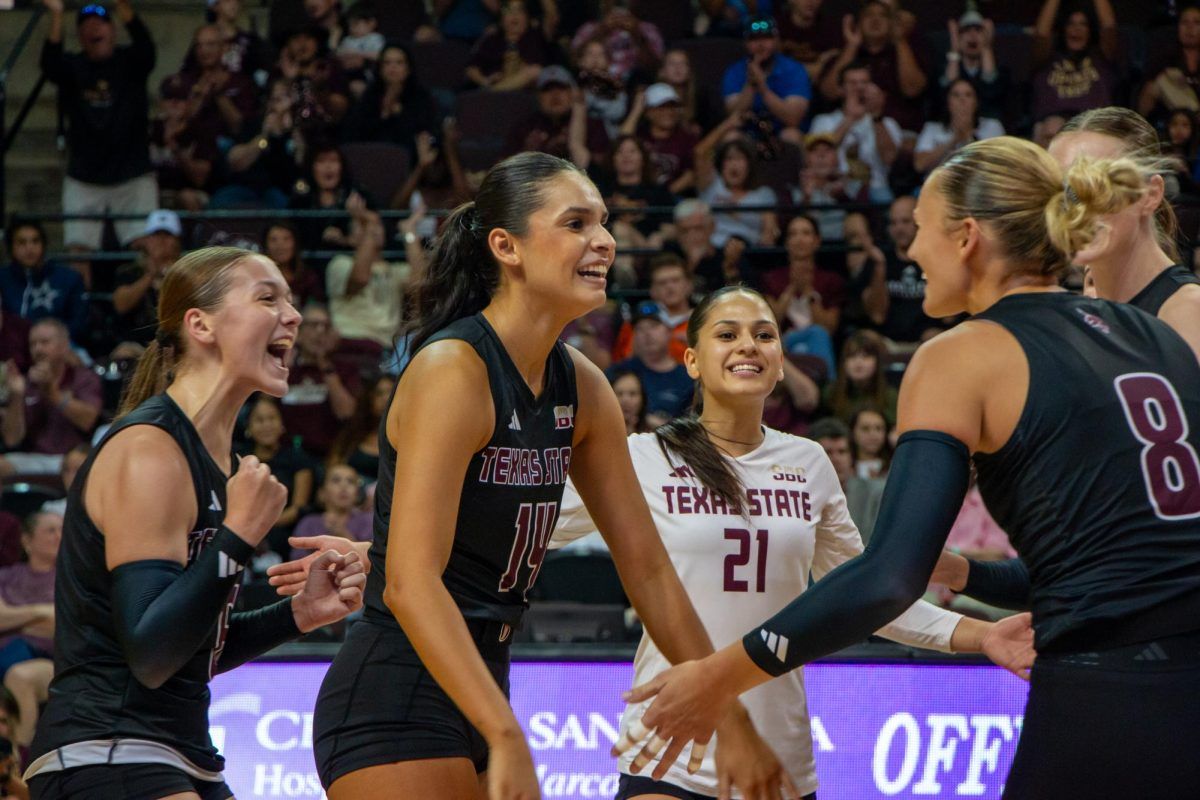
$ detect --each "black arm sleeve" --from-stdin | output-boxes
[110,525,253,689]
[742,430,970,677]
[962,557,1032,610]
[214,599,301,674]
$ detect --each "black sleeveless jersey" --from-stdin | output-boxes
[1128,264,1200,316]
[31,394,232,772]
[973,293,1200,654]
[363,314,578,628]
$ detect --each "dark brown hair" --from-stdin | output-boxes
[328,373,395,469]
[828,330,889,422]
[118,247,253,416]
[654,285,773,513]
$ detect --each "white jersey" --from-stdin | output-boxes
[552,428,963,797]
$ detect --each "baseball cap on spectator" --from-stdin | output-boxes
[631,300,667,327]
[744,16,777,39]
[77,4,113,24]
[537,65,577,91]
[804,132,838,151]
[144,210,182,238]
[644,83,681,109]
[959,9,985,29]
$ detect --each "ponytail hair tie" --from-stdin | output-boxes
[1063,181,1080,207]
[155,329,174,349]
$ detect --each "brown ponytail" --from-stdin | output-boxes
[118,246,255,416]
[654,285,771,514]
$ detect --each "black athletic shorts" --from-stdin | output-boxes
[1004,629,1200,799]
[313,617,512,789]
[616,774,816,799]
[28,763,233,800]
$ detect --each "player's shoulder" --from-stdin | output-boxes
[627,431,668,464]
[760,427,839,481]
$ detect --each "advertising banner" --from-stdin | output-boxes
[210,660,1029,799]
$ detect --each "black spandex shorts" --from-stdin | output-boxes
[313,617,511,789]
[28,763,233,800]
[1004,629,1200,799]
[616,774,816,799]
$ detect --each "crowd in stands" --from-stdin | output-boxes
[3,0,1200,651]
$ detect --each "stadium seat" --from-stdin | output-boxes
[1,484,63,519]
[518,602,630,643]
[631,0,695,43]
[410,40,473,92]
[530,552,628,605]
[341,142,411,209]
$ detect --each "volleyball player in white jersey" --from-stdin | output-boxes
[552,286,1034,800]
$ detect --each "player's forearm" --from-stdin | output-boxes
[962,557,1032,609]
[384,577,521,741]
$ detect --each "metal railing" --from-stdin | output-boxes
[0,5,48,222]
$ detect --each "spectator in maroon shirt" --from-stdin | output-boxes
[621,82,699,194]
[0,319,101,478]
[818,0,927,135]
[465,1,549,91]
[161,24,258,151]
[778,0,844,81]
[0,312,31,378]
[149,78,218,210]
[280,304,359,459]
[505,66,610,170]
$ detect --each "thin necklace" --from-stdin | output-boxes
[700,422,764,448]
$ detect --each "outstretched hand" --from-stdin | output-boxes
[981,612,1036,681]
[267,536,372,596]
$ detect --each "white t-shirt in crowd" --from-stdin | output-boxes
[914,117,1005,164]
[808,111,903,192]
[699,176,777,248]
[551,428,963,798]
[325,254,409,348]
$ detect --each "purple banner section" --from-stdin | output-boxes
[209,661,1029,799]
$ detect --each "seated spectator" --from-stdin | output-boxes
[571,0,664,84]
[237,395,315,559]
[913,78,1004,175]
[764,215,841,374]
[818,1,927,135]
[850,404,890,479]
[0,220,87,347]
[217,78,306,209]
[41,0,157,273]
[606,301,694,423]
[161,24,258,154]
[0,510,59,747]
[289,143,371,250]
[610,368,653,435]
[505,66,610,170]
[196,0,270,83]
[940,8,1008,123]
[1030,0,1119,123]
[722,16,811,144]
[336,1,386,96]
[1164,110,1200,194]
[280,303,360,459]
[620,82,698,194]
[849,195,938,343]
[149,79,217,211]
[598,136,674,280]
[761,354,822,437]
[822,329,897,424]
[290,463,373,560]
[264,222,326,310]
[560,304,618,372]
[0,320,101,478]
[276,25,350,129]
[576,39,630,140]
[657,48,722,135]
[326,209,422,353]
[343,42,439,157]
[666,199,750,292]
[37,442,89,518]
[777,0,843,80]
[793,131,868,242]
[703,0,771,39]
[809,61,900,203]
[327,374,395,481]
[1139,5,1200,124]
[612,254,693,363]
[810,416,885,541]
[465,1,548,91]
[695,120,780,247]
[305,0,345,50]
[112,210,182,346]
[393,124,472,236]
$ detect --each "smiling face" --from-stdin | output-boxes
[497,171,615,318]
[79,16,116,61]
[196,256,301,397]
[685,291,784,408]
[907,176,972,317]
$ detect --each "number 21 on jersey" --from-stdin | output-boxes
[1115,373,1200,521]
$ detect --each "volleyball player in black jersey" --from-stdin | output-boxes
[311,152,790,800]
[25,248,366,800]
[611,137,1200,799]
[932,106,1200,613]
